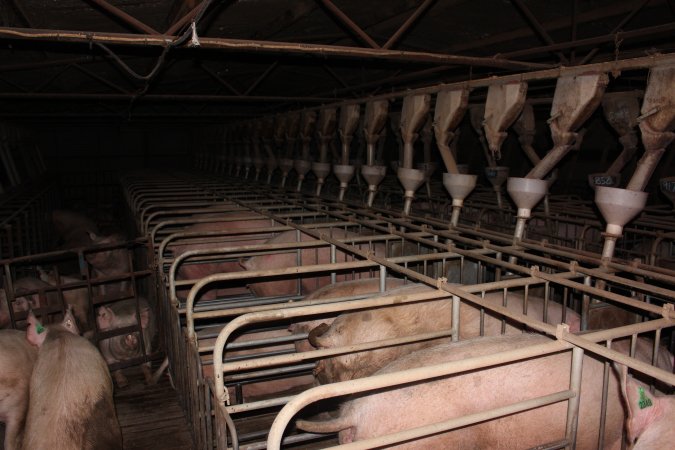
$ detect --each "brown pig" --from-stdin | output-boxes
[298,333,673,449]
[309,283,581,383]
[171,210,273,300]
[85,232,132,298]
[240,229,388,298]
[0,330,37,450]
[50,209,99,248]
[22,309,122,450]
[96,298,155,388]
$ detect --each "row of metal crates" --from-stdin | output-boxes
[122,168,675,450]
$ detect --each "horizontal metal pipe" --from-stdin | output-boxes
[0,92,334,103]
[0,26,551,70]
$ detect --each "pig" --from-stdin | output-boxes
[309,283,581,383]
[37,269,91,334]
[22,309,122,450]
[240,229,389,298]
[96,297,156,388]
[0,330,37,450]
[0,277,60,328]
[171,210,273,300]
[619,365,675,449]
[50,209,99,248]
[199,278,408,403]
[288,277,408,353]
[85,232,132,298]
[297,333,673,449]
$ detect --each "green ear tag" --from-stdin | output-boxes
[638,386,653,409]
[36,323,45,334]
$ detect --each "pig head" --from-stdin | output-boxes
[309,283,580,384]
[97,297,156,388]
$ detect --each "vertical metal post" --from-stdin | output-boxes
[451,295,460,342]
[580,275,591,331]
[379,265,386,292]
[565,347,585,449]
[330,244,337,284]
[597,340,612,450]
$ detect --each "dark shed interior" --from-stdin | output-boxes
[1,2,674,450]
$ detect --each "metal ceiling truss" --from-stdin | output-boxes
[0,0,672,119]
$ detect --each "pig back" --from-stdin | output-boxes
[242,229,387,298]
[323,334,628,449]
[22,329,122,450]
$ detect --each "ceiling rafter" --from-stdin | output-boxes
[578,0,652,65]
[72,63,130,94]
[84,0,160,35]
[200,63,242,96]
[382,0,437,50]
[244,61,279,96]
[509,0,569,65]
[316,0,381,48]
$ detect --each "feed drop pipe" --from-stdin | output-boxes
[295,111,317,192]
[312,108,337,196]
[279,112,301,188]
[261,117,278,184]
[361,100,389,206]
[418,116,437,199]
[389,111,403,172]
[242,123,254,179]
[513,102,557,217]
[509,72,608,244]
[587,92,642,189]
[483,81,528,210]
[223,127,234,176]
[398,93,431,215]
[272,114,287,184]
[334,104,360,201]
[250,120,265,181]
[433,88,476,227]
[596,64,675,262]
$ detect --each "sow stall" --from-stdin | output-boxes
[122,167,675,450]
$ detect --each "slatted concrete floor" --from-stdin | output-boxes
[115,362,195,450]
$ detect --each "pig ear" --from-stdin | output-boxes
[26,311,47,347]
[618,365,662,445]
[239,257,252,271]
[61,307,80,335]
